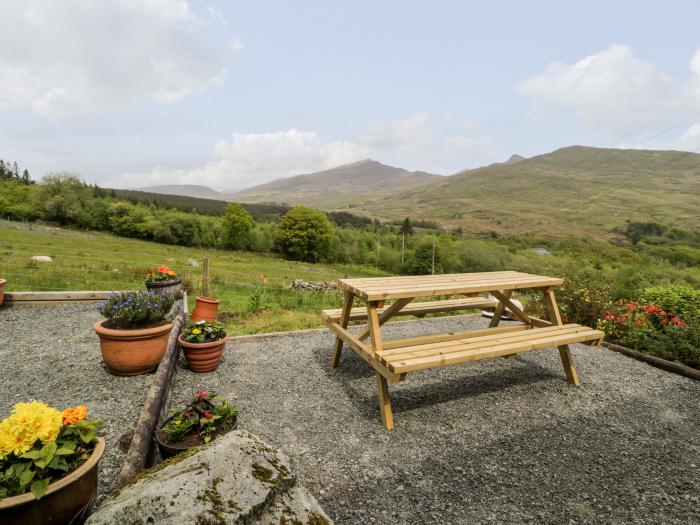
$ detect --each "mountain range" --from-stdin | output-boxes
[133,146,700,238]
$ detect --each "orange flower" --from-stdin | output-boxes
[157,265,170,273]
[167,270,176,277]
[62,405,88,425]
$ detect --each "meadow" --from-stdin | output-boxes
[0,220,385,335]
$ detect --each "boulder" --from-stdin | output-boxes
[186,258,199,267]
[31,255,52,262]
[87,430,332,525]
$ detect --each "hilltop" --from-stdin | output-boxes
[359,146,700,238]
[229,159,441,207]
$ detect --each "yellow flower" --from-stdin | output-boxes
[191,328,201,335]
[0,401,63,459]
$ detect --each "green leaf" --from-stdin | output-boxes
[30,478,50,500]
[78,430,95,444]
[19,468,35,487]
[34,441,57,469]
[48,455,69,472]
[55,441,77,455]
[20,450,43,460]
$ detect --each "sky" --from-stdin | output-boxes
[1,0,700,192]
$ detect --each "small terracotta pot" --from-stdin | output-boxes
[0,437,105,525]
[145,278,181,297]
[179,333,228,373]
[191,296,221,322]
[94,320,174,376]
[0,278,6,306]
[154,415,239,459]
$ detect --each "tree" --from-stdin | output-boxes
[400,217,413,236]
[21,169,32,185]
[275,206,333,262]
[223,203,254,250]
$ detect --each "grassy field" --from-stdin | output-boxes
[0,220,386,334]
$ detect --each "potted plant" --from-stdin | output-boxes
[0,278,6,306]
[179,320,229,372]
[0,401,104,525]
[154,390,238,458]
[145,265,182,296]
[94,291,176,376]
[191,296,221,322]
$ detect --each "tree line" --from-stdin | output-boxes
[0,160,34,185]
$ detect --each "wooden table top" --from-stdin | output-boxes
[339,271,564,301]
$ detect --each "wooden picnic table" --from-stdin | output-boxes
[322,271,604,430]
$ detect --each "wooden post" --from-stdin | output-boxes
[331,291,354,368]
[202,256,209,297]
[543,288,580,386]
[431,235,436,275]
[367,301,394,430]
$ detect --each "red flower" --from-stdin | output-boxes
[198,389,207,397]
[203,411,213,419]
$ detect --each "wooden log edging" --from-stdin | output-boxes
[602,341,699,381]
[4,291,127,306]
[115,293,188,488]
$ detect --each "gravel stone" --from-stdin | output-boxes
[171,315,700,525]
[0,304,153,504]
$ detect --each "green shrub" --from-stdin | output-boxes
[638,285,700,322]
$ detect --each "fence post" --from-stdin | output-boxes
[202,257,209,297]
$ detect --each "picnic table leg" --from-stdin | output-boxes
[330,291,354,368]
[489,290,519,359]
[543,288,580,386]
[489,289,513,328]
[367,301,394,430]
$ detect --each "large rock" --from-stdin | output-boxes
[87,430,332,525]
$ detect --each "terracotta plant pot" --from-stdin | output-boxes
[178,333,228,373]
[94,320,174,376]
[0,437,105,525]
[145,278,181,297]
[154,414,239,459]
[191,296,221,322]
[0,278,6,306]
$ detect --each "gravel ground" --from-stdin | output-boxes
[0,304,152,504]
[172,315,700,525]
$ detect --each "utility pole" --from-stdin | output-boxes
[431,235,436,275]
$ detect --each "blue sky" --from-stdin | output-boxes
[1,1,699,191]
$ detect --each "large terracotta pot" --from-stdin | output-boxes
[179,333,228,373]
[94,320,174,376]
[0,278,6,306]
[145,278,181,297]
[0,437,105,525]
[191,296,220,322]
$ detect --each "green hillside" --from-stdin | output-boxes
[360,146,700,238]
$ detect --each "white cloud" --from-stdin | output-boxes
[108,129,373,191]
[0,0,238,118]
[106,113,495,190]
[230,38,245,53]
[516,44,700,135]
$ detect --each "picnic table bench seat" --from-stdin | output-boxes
[376,323,603,373]
[322,296,498,323]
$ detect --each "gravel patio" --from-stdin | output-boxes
[0,304,152,504]
[172,315,699,525]
[1,305,698,524]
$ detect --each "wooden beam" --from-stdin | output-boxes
[331,291,354,368]
[356,297,413,341]
[488,290,512,328]
[542,288,580,386]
